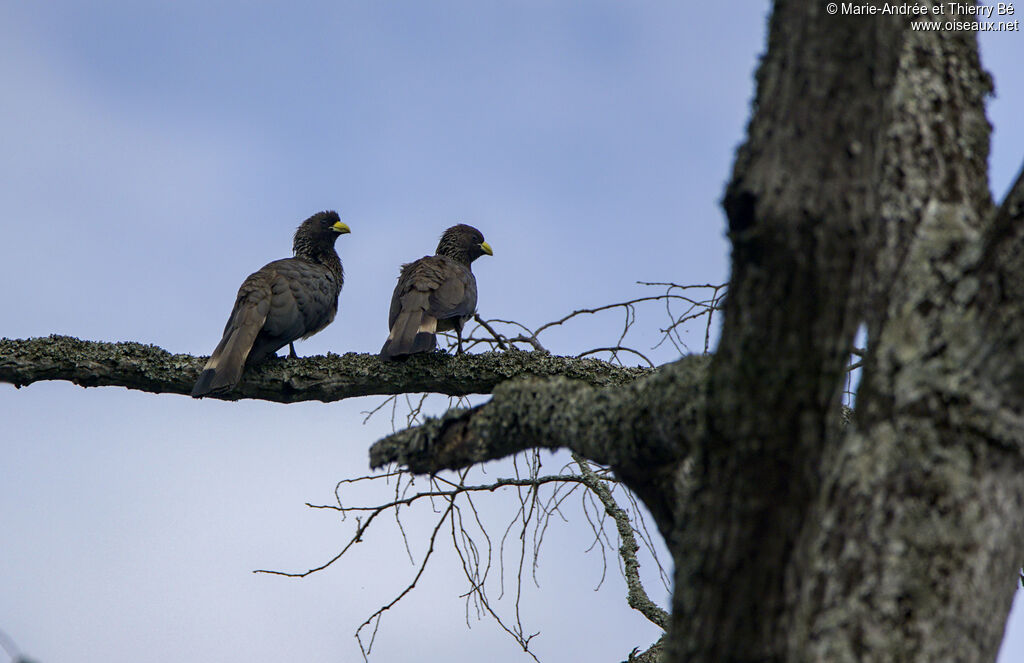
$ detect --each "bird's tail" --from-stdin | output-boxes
[191,303,266,398]
[380,308,438,359]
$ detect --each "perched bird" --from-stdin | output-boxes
[380,224,492,359]
[191,211,351,397]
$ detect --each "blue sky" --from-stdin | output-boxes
[1,3,1021,662]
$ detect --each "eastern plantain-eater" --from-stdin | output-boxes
[380,224,492,359]
[191,211,351,397]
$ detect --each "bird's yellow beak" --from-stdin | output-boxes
[480,241,493,256]
[332,221,351,234]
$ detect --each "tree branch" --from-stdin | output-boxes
[370,356,707,472]
[571,452,669,630]
[977,161,1024,273]
[0,335,649,403]
[369,356,709,536]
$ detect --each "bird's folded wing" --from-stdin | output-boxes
[249,259,338,347]
[426,256,476,320]
[390,257,446,325]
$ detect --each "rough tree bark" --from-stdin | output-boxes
[0,335,646,402]
[3,1,1023,662]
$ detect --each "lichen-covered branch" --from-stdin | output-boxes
[370,355,709,536]
[974,161,1024,274]
[370,356,707,473]
[571,452,669,630]
[623,636,665,663]
[0,335,649,403]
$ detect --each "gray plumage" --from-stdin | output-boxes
[380,224,492,359]
[191,211,351,397]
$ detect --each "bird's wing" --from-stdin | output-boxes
[427,255,477,321]
[389,257,449,319]
[243,258,341,361]
[276,258,341,340]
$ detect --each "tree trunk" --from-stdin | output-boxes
[676,1,1024,661]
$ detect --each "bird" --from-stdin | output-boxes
[380,224,492,359]
[191,211,351,397]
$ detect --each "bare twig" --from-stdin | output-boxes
[446,282,726,361]
[578,346,655,368]
[472,314,510,350]
[0,628,25,662]
[355,495,457,660]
